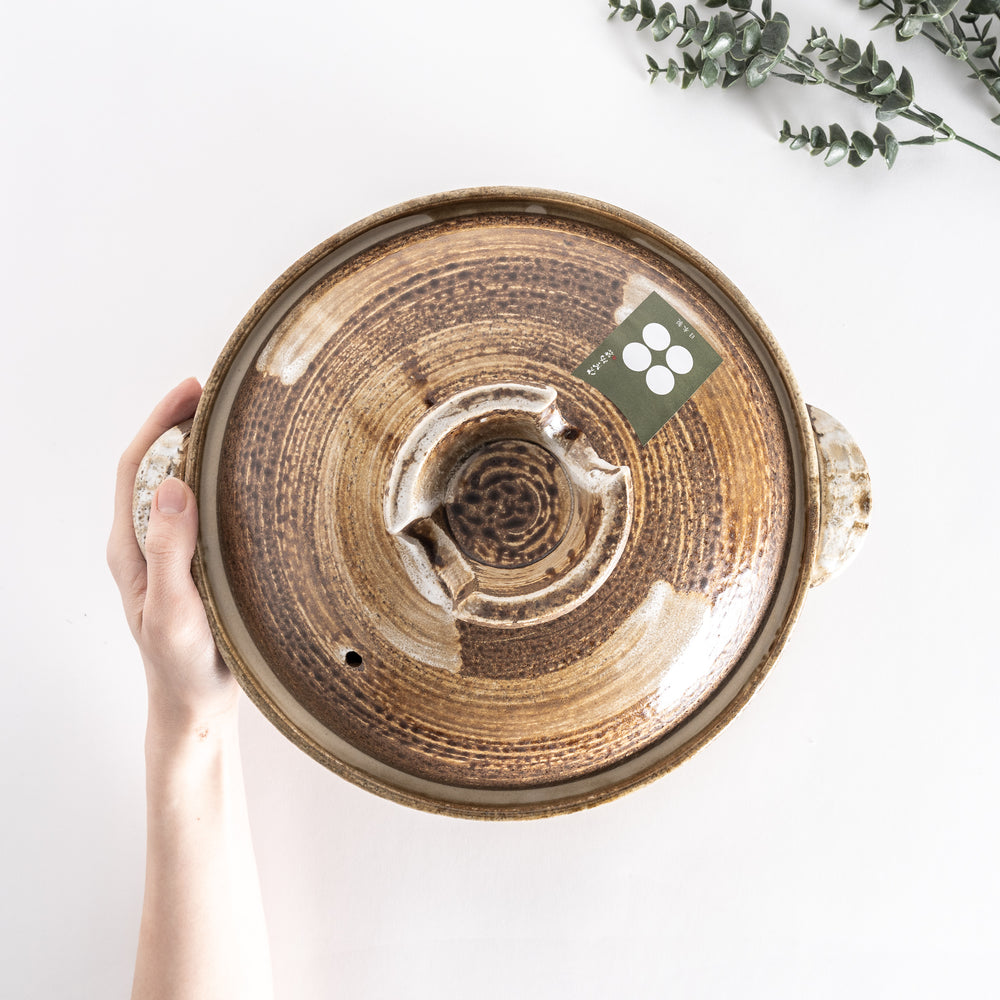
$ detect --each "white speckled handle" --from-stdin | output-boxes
[808,406,871,587]
[132,421,192,557]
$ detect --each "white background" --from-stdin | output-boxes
[4,2,998,997]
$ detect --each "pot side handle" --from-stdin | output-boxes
[132,421,193,557]
[807,406,871,588]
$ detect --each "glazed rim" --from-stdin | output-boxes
[188,187,820,820]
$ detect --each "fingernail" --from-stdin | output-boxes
[156,477,187,514]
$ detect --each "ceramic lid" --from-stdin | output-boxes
[189,188,816,817]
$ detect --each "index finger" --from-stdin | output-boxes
[107,377,204,588]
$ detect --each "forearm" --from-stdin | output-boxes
[132,706,273,1000]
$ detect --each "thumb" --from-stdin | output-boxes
[143,477,200,620]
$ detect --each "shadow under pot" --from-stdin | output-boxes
[133,187,870,819]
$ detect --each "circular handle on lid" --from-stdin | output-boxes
[384,382,633,627]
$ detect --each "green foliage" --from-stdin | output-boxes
[802,29,931,128]
[612,1,793,89]
[779,120,899,167]
[606,0,1000,168]
[863,1,1000,112]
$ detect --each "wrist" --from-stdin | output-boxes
[144,698,240,762]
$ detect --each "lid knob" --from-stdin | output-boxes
[385,383,633,628]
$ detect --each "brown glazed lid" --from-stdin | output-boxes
[188,188,820,819]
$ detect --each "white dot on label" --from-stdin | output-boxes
[622,342,652,372]
[642,322,670,351]
[646,365,674,396]
[666,345,694,375]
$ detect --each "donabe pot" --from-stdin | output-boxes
[134,188,870,819]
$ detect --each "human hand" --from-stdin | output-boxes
[108,378,239,734]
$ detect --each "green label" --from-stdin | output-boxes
[573,292,721,445]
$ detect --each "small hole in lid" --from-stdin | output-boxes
[345,650,363,668]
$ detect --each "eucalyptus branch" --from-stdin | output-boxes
[607,0,1000,166]
[862,0,1000,121]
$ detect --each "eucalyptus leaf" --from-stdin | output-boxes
[825,140,850,165]
[883,131,899,167]
[930,0,960,17]
[652,17,676,41]
[879,92,912,118]
[875,103,899,121]
[760,18,790,54]
[745,50,776,86]
[897,66,915,99]
[841,62,877,83]
[869,70,897,95]
[707,33,735,57]
[873,122,894,149]
[742,20,762,53]
[842,37,862,66]
[827,122,849,146]
[851,130,875,160]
